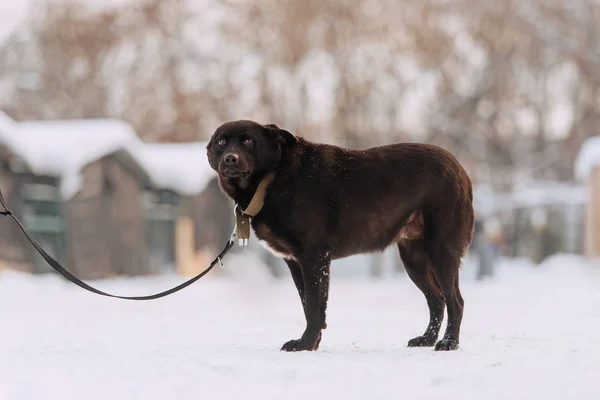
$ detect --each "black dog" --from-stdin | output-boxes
[207,120,474,351]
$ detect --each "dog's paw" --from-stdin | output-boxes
[434,338,459,351]
[407,335,437,347]
[280,335,320,352]
[280,339,313,352]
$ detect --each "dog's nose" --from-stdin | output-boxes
[224,153,239,165]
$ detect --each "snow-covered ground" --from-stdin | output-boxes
[1,253,600,400]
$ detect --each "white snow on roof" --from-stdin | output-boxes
[510,181,586,208]
[472,184,510,217]
[574,136,600,181]
[135,142,216,196]
[0,114,216,199]
[473,181,586,217]
[0,119,142,199]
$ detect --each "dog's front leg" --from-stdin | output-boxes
[281,251,330,352]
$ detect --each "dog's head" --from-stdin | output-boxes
[206,120,297,183]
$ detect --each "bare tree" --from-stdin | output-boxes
[1,0,599,182]
[0,0,229,142]
[0,1,122,120]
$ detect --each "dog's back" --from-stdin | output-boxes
[271,138,474,261]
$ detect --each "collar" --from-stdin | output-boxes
[239,172,276,217]
[235,173,275,246]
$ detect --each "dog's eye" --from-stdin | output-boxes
[243,138,254,146]
[218,138,226,146]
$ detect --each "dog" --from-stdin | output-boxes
[206,120,474,352]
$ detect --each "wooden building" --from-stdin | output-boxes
[472,182,586,264]
[0,118,153,279]
[0,113,276,279]
[0,144,40,271]
[505,183,586,263]
[135,142,232,276]
[575,137,600,259]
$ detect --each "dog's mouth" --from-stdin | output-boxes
[220,168,250,179]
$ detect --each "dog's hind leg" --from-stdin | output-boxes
[426,241,464,351]
[423,195,471,351]
[398,239,445,347]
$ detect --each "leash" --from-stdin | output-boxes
[0,188,236,300]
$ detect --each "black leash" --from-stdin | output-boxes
[0,188,236,300]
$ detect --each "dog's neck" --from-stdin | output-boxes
[220,171,276,213]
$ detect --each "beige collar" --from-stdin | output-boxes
[235,173,275,246]
[240,173,276,217]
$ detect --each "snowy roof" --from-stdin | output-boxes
[0,118,143,199]
[574,136,600,181]
[473,181,586,217]
[473,184,502,217]
[135,142,216,196]
[510,181,586,208]
[0,114,217,199]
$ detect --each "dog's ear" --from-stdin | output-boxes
[205,139,217,170]
[264,124,297,148]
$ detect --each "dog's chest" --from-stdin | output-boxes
[253,221,295,259]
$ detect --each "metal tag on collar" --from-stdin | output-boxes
[235,205,251,247]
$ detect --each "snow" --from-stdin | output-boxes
[0,119,142,199]
[509,181,586,208]
[473,184,507,217]
[135,142,216,196]
[574,135,600,181]
[472,181,586,220]
[1,253,599,399]
[0,115,217,199]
